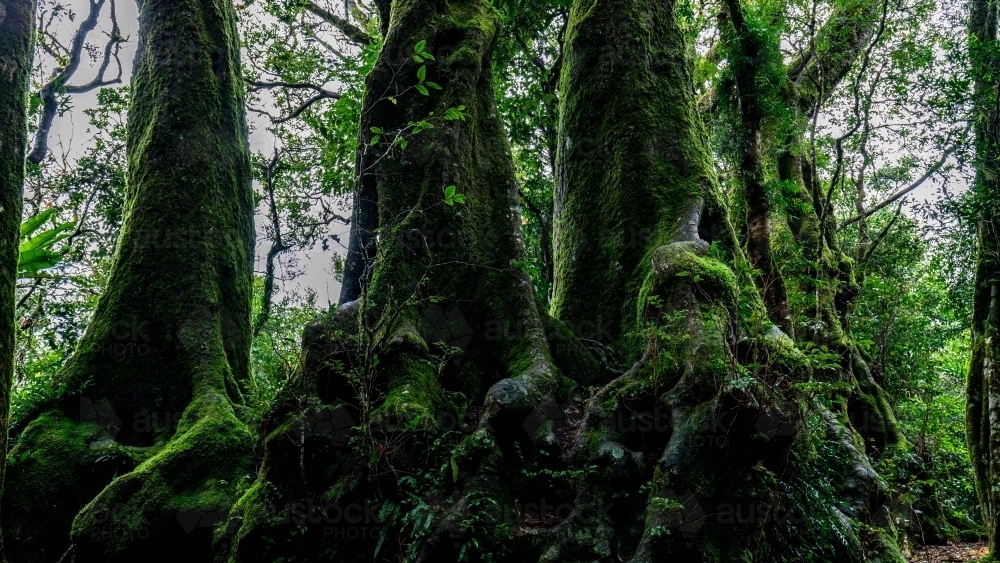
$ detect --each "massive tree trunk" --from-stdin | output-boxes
[3,0,255,560]
[549,0,732,357]
[546,0,905,560]
[967,0,1000,554]
[0,1,36,558]
[227,0,584,559]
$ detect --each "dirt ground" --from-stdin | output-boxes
[909,543,989,562]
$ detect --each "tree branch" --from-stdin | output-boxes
[27,0,124,165]
[839,143,960,231]
[786,0,883,114]
[302,0,372,46]
[65,0,125,94]
[860,202,903,266]
[249,81,342,124]
[254,151,291,337]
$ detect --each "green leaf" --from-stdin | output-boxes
[400,139,409,149]
[370,134,380,145]
[452,193,465,204]
[412,55,424,63]
[444,185,457,199]
[370,126,382,134]
[425,81,442,90]
[451,456,459,482]
[415,84,429,96]
[420,51,435,60]
[443,199,454,207]
[414,40,427,54]
[20,208,59,237]
[20,222,74,254]
[17,249,63,276]
[416,65,427,83]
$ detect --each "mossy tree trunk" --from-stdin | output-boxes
[719,0,791,334]
[3,0,255,560]
[227,0,585,559]
[549,0,732,358]
[0,1,36,559]
[227,0,912,560]
[547,0,906,560]
[967,0,1000,554]
[772,0,909,460]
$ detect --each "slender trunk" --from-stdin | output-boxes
[4,0,255,560]
[968,0,1000,553]
[0,1,36,559]
[721,0,791,333]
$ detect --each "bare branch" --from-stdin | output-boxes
[254,150,291,337]
[65,0,125,94]
[860,202,904,265]
[302,0,372,46]
[250,80,340,98]
[839,143,960,231]
[274,92,341,123]
[27,0,124,165]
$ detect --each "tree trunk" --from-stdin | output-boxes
[546,0,906,560]
[720,0,791,333]
[967,0,1000,554]
[550,0,732,359]
[3,0,255,560]
[226,0,584,559]
[0,1,36,559]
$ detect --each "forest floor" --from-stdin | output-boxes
[909,543,988,562]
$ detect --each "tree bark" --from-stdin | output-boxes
[0,1,36,559]
[967,0,1000,554]
[720,0,791,333]
[550,0,733,360]
[3,0,255,560]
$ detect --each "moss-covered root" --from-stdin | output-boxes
[70,396,253,560]
[3,408,148,563]
[0,0,35,558]
[3,0,254,559]
[224,304,363,562]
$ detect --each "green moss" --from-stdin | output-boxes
[651,242,739,308]
[4,408,145,563]
[69,395,253,560]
